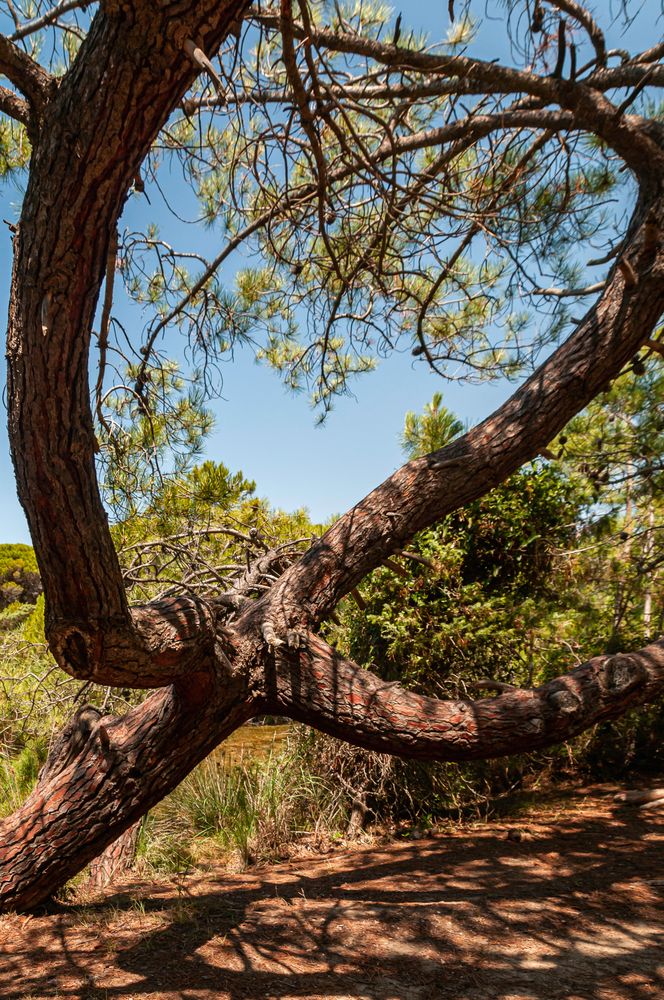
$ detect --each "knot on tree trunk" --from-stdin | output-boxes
[48,597,218,687]
[547,686,581,715]
[603,653,647,694]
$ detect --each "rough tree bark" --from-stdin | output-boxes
[0,1,663,911]
[88,822,141,890]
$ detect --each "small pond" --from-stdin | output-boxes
[213,723,291,768]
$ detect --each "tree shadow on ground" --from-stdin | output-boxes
[1,786,662,999]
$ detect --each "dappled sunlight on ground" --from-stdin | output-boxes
[0,784,662,999]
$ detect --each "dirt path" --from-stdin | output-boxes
[1,785,662,999]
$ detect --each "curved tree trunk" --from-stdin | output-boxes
[1,1,664,913]
[0,669,257,911]
[6,0,249,683]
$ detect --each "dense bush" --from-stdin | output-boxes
[0,544,41,610]
[329,464,585,696]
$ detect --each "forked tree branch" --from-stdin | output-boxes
[251,8,655,104]
[251,8,571,100]
[46,184,664,690]
[0,32,53,117]
[252,12,664,181]
[2,622,661,912]
[1,0,663,918]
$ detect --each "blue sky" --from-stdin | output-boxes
[0,2,656,541]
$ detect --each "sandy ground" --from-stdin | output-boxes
[0,784,662,1000]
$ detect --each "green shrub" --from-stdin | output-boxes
[0,742,46,817]
[138,735,342,871]
[0,544,41,610]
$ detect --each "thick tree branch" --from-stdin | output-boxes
[633,41,664,65]
[0,82,29,125]
[49,596,220,687]
[589,64,664,90]
[356,109,574,160]
[0,668,256,911]
[0,32,53,117]
[6,0,251,680]
[271,634,664,761]
[247,196,664,637]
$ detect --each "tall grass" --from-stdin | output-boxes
[137,731,348,873]
[0,743,43,818]
[5,712,661,882]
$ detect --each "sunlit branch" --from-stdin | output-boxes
[252,9,592,104]
[633,41,664,64]
[183,75,543,113]
[0,32,53,114]
[533,281,605,297]
[589,63,664,89]
[8,0,93,41]
[273,632,664,761]
[0,81,28,124]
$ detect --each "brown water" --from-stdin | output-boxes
[214,724,291,768]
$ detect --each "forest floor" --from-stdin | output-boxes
[0,783,662,1000]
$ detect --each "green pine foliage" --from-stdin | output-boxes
[550,352,663,649]
[0,118,30,178]
[400,392,464,459]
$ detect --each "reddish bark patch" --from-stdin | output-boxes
[0,785,662,999]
